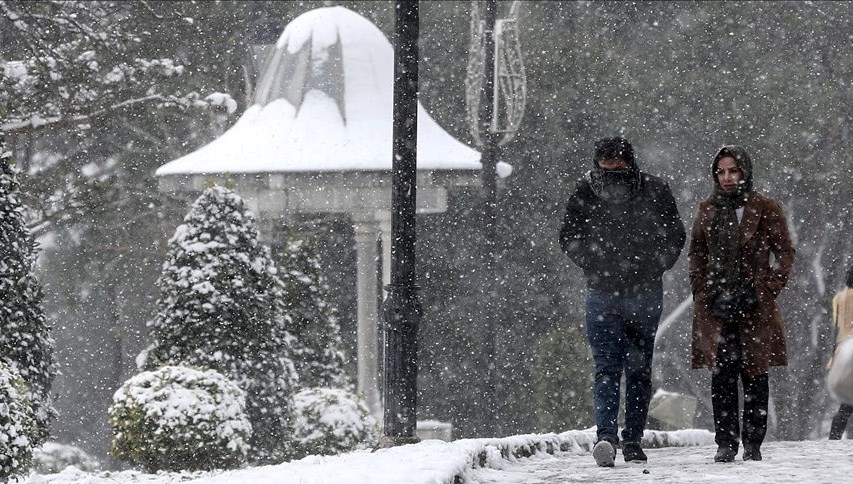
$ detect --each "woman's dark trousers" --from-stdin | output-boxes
[711,322,769,451]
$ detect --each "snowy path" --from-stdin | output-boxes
[467,440,853,483]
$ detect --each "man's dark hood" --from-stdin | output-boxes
[711,145,753,195]
[589,137,642,203]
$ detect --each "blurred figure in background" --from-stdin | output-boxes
[828,265,853,440]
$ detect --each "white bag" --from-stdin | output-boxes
[827,338,853,406]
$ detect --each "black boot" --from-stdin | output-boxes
[742,444,762,461]
[714,446,737,463]
[622,441,647,462]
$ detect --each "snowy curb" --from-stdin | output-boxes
[179,429,714,484]
[23,429,714,484]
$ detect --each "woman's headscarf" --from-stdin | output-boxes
[707,145,753,293]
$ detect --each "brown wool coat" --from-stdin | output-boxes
[689,191,796,376]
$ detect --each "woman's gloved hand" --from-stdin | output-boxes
[711,281,757,322]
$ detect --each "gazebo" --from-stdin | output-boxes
[156,6,511,418]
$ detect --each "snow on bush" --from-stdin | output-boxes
[31,441,100,474]
[292,388,377,458]
[109,365,251,472]
[141,186,299,463]
[0,361,36,482]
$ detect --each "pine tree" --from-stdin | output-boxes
[279,234,350,389]
[0,141,55,445]
[141,185,298,464]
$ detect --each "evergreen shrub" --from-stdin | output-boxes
[140,186,298,463]
[291,387,377,458]
[0,361,36,482]
[0,143,55,444]
[31,441,100,474]
[279,235,350,389]
[109,365,251,472]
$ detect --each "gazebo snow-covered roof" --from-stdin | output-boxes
[156,6,511,422]
[157,6,510,177]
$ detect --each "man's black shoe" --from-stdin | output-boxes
[742,444,762,461]
[622,441,647,462]
[714,446,737,463]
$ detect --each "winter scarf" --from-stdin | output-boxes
[588,168,641,203]
[708,187,748,292]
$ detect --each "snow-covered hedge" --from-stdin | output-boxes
[0,361,36,482]
[109,365,252,472]
[31,441,100,474]
[292,388,377,458]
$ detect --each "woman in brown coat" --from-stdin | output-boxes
[688,145,795,463]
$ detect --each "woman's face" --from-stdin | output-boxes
[716,156,743,192]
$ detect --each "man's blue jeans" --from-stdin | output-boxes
[585,284,662,444]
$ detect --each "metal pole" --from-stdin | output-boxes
[381,0,421,445]
[478,0,500,436]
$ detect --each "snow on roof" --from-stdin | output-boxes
[156,6,511,178]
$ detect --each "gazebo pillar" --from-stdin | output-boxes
[378,215,392,290]
[352,214,383,418]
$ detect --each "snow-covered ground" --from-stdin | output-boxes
[469,439,853,483]
[20,429,853,483]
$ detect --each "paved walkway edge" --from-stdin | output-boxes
[448,429,715,483]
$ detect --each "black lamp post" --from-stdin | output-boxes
[381,0,421,445]
[477,0,500,436]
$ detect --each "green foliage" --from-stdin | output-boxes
[109,365,251,472]
[141,186,298,464]
[0,144,54,445]
[291,388,376,459]
[0,361,36,482]
[278,234,350,389]
[533,323,595,433]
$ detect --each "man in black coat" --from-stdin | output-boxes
[559,137,685,467]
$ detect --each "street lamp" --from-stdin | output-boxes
[465,0,526,436]
[381,0,421,445]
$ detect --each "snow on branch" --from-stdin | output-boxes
[0,1,235,136]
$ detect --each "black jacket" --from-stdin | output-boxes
[559,172,686,291]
